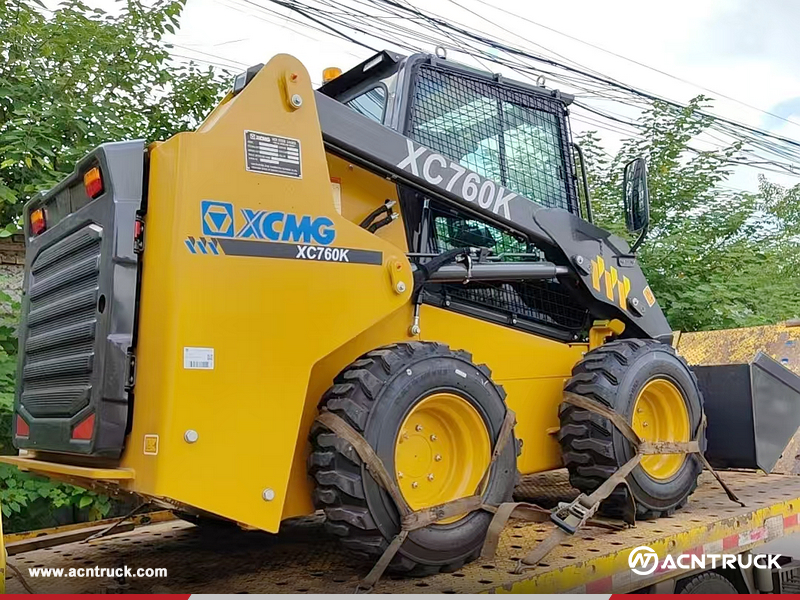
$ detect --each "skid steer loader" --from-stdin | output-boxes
[5,50,800,576]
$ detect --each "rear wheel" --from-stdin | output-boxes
[558,339,704,518]
[395,392,492,521]
[309,342,517,574]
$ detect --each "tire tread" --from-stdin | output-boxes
[558,339,702,519]
[309,342,500,575]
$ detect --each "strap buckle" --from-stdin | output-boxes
[551,495,596,535]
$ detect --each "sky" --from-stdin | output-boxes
[164,0,800,191]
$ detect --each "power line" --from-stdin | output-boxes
[171,54,238,70]
[171,43,249,68]
[469,0,800,131]
[217,0,365,57]
[361,0,800,151]
[243,0,379,51]
[237,0,800,180]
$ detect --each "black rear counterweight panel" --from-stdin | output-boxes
[15,140,144,457]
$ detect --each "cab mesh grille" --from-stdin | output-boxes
[408,63,578,213]
[428,205,589,333]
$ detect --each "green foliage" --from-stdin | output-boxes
[0,0,229,532]
[0,280,21,455]
[0,465,113,531]
[0,0,229,226]
[0,282,112,532]
[579,96,800,332]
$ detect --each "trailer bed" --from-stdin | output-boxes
[5,470,800,594]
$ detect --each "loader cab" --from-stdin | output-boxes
[320,51,580,216]
[318,51,404,129]
[320,51,591,342]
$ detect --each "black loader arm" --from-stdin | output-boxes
[315,92,671,340]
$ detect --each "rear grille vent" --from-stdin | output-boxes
[21,225,102,418]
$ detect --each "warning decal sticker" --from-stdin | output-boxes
[245,130,302,179]
[643,285,656,307]
[143,434,159,456]
[184,347,215,370]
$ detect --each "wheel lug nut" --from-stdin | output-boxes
[398,471,404,479]
[637,408,644,414]
[415,425,423,432]
[435,454,442,461]
[412,481,419,489]
[430,434,437,441]
[643,422,649,427]
[427,473,434,481]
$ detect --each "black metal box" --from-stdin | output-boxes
[694,352,800,472]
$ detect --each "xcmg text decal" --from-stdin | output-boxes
[201,200,335,245]
[187,200,382,265]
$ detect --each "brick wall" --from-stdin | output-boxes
[0,234,25,300]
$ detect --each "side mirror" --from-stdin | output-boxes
[623,158,650,252]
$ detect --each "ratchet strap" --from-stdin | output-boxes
[562,392,744,509]
[315,389,744,590]
[315,407,516,592]
[499,392,744,573]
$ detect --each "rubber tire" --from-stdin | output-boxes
[558,338,705,519]
[678,572,739,594]
[309,341,517,575]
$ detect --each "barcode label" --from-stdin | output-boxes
[184,347,214,370]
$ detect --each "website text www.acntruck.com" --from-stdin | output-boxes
[27,566,167,578]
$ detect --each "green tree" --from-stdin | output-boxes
[0,0,229,229]
[578,96,800,332]
[0,0,229,531]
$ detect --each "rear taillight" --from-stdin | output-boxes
[30,208,46,236]
[72,413,95,440]
[16,415,29,438]
[133,217,145,254]
[83,166,104,199]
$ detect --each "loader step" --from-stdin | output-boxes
[5,470,800,594]
[0,455,134,481]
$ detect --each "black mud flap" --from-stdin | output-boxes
[694,352,800,472]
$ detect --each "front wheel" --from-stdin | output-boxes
[309,342,517,574]
[678,572,739,594]
[558,339,704,518]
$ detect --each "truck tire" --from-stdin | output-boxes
[309,342,517,574]
[678,572,739,594]
[558,339,704,519]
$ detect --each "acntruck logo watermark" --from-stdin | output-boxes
[629,546,660,575]
[629,545,781,576]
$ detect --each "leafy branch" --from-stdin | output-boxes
[579,96,800,332]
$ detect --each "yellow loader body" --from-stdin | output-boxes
[109,55,584,532]
[13,49,741,576]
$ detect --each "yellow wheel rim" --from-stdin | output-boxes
[632,378,691,480]
[394,392,491,524]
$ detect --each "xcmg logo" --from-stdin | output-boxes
[201,200,336,245]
